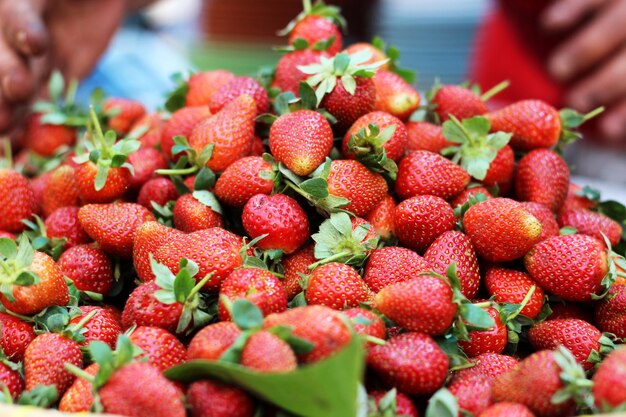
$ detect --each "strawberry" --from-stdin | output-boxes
[549,302,594,322]
[137,177,179,209]
[430,84,488,123]
[69,306,122,348]
[0,312,36,362]
[0,361,25,400]
[29,172,51,209]
[558,209,623,247]
[374,276,456,335]
[515,149,570,212]
[78,203,155,258]
[344,43,389,69]
[209,76,269,115]
[395,151,470,200]
[24,332,82,396]
[524,234,608,302]
[218,268,288,320]
[368,389,418,417]
[448,373,493,416]
[23,113,77,157]
[305,262,372,309]
[478,403,536,417]
[463,198,543,262]
[133,221,184,282]
[365,194,395,240]
[248,135,265,156]
[214,156,274,208]
[521,202,560,241]
[133,112,165,149]
[343,307,386,346]
[326,159,388,217]
[59,363,98,412]
[363,246,432,292]
[481,144,514,193]
[44,206,91,248]
[0,231,15,239]
[189,94,256,172]
[270,110,334,176]
[242,193,310,254]
[485,267,545,319]
[458,304,507,357]
[187,322,242,360]
[467,352,519,379]
[103,98,146,134]
[450,186,493,208]
[41,165,79,217]
[161,106,212,161]
[173,193,223,233]
[424,230,481,299]
[283,1,344,54]
[528,318,611,371]
[74,161,132,204]
[595,284,626,339]
[153,227,244,292]
[343,111,408,165]
[127,147,168,191]
[592,348,626,411]
[185,70,236,107]
[274,49,327,94]
[0,169,37,233]
[262,305,351,363]
[0,237,69,315]
[240,331,297,373]
[405,121,452,153]
[372,70,421,120]
[128,326,186,371]
[58,244,113,295]
[367,332,448,395]
[561,183,596,213]
[282,244,315,300]
[393,195,455,253]
[187,380,255,417]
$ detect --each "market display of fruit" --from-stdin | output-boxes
[1,1,626,416]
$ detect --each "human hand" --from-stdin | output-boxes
[0,0,127,133]
[542,0,626,142]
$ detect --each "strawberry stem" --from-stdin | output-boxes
[64,363,95,383]
[472,301,491,309]
[89,106,108,157]
[480,80,510,102]
[1,139,12,169]
[303,0,312,13]
[156,166,199,176]
[307,250,353,269]
[364,335,386,346]
[67,309,98,334]
[582,106,604,122]
[188,272,215,298]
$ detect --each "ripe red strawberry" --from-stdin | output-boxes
[24,332,83,395]
[395,151,470,200]
[343,308,386,346]
[30,172,51,208]
[214,156,274,208]
[405,121,452,153]
[189,94,256,172]
[430,85,488,122]
[287,11,343,54]
[24,113,76,156]
[464,198,543,262]
[365,194,395,240]
[561,183,596,213]
[448,373,493,416]
[133,221,184,282]
[515,149,570,212]
[99,362,185,417]
[187,380,255,417]
[485,99,561,150]
[242,193,310,254]
[479,403,536,417]
[521,202,560,241]
[363,246,432,292]
[103,98,146,134]
[374,276,456,335]
[241,331,297,373]
[467,352,519,379]
[451,186,494,208]
[0,312,36,362]
[305,262,372,310]
[44,206,91,248]
[59,363,98,412]
[344,43,389,68]
[274,49,327,94]
[592,348,626,411]
[326,159,388,217]
[133,112,164,149]
[0,361,25,400]
[74,162,132,204]
[127,147,168,191]
[187,322,242,360]
[270,110,334,176]
[558,209,623,247]
[263,305,351,363]
[161,106,212,161]
[218,268,288,320]
[481,144,514,193]
[209,76,269,115]
[248,135,265,156]
[69,306,122,348]
[458,305,507,357]
[343,111,408,162]
[0,169,37,232]
[595,284,626,339]
[41,165,79,217]
[122,281,183,333]
[394,195,455,253]
[129,326,186,371]
[79,203,155,258]
[367,332,448,395]
[282,244,315,300]
[0,231,15,239]
[549,302,594,322]
[58,244,113,295]
[372,70,421,120]
[368,390,418,417]
[525,234,608,302]
[485,267,545,319]
[173,193,223,232]
[137,177,179,209]
[424,230,481,299]
[186,70,236,107]
[154,227,245,292]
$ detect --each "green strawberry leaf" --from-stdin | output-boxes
[300,178,330,199]
[192,190,223,214]
[173,269,196,303]
[219,331,254,364]
[16,385,58,408]
[0,238,17,259]
[425,388,459,417]
[231,298,264,330]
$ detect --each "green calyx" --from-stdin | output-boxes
[31,70,87,127]
[593,234,626,300]
[495,285,539,353]
[73,106,140,191]
[587,333,617,366]
[278,0,347,36]
[155,136,214,178]
[552,346,594,410]
[558,107,604,150]
[347,123,398,180]
[441,115,511,181]
[366,388,412,417]
[310,212,379,269]
[151,256,214,335]
[164,71,191,113]
[0,235,40,303]
[264,82,334,117]
[21,216,66,261]
[10,385,58,408]
[425,387,459,417]
[299,51,388,105]
[32,305,94,343]
[371,36,416,84]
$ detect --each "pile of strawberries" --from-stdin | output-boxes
[1,1,626,416]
